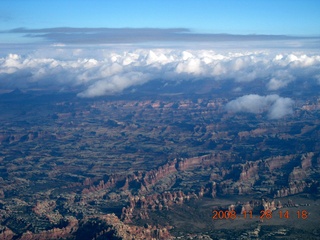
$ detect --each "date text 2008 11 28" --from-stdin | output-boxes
[212,210,308,220]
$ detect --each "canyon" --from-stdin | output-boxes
[0,88,319,239]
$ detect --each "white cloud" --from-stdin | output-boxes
[77,72,150,97]
[176,58,202,75]
[267,77,290,90]
[268,97,294,119]
[226,94,294,119]
[0,48,319,98]
[226,94,278,114]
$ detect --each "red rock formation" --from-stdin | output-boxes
[276,200,283,208]
[301,152,314,170]
[198,186,205,198]
[14,213,173,240]
[228,204,236,212]
[81,175,118,196]
[241,202,253,214]
[262,199,276,212]
[100,214,173,239]
[19,217,78,240]
[289,167,307,181]
[209,181,217,198]
[239,199,281,215]
[142,160,178,188]
[265,155,293,171]
[275,181,308,197]
[0,227,15,240]
[121,190,198,222]
[82,177,92,186]
[32,200,56,216]
[178,156,202,171]
[79,153,233,201]
[240,161,261,181]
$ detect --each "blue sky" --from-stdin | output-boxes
[0,0,320,44]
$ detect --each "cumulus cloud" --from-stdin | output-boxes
[77,72,150,97]
[226,94,278,114]
[0,47,319,98]
[267,78,289,90]
[268,97,294,119]
[226,94,294,119]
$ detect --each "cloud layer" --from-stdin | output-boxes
[4,27,314,45]
[0,47,319,102]
[226,94,294,119]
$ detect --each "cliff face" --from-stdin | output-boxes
[274,181,310,198]
[79,154,217,200]
[19,217,78,240]
[115,150,318,223]
[239,161,262,182]
[2,150,315,239]
[89,214,174,240]
[142,160,178,189]
[78,151,318,206]
[2,215,173,240]
[121,190,199,222]
[265,155,293,171]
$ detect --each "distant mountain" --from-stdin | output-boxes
[8,88,24,95]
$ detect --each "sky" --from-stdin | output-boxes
[0,0,320,44]
[0,1,320,120]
